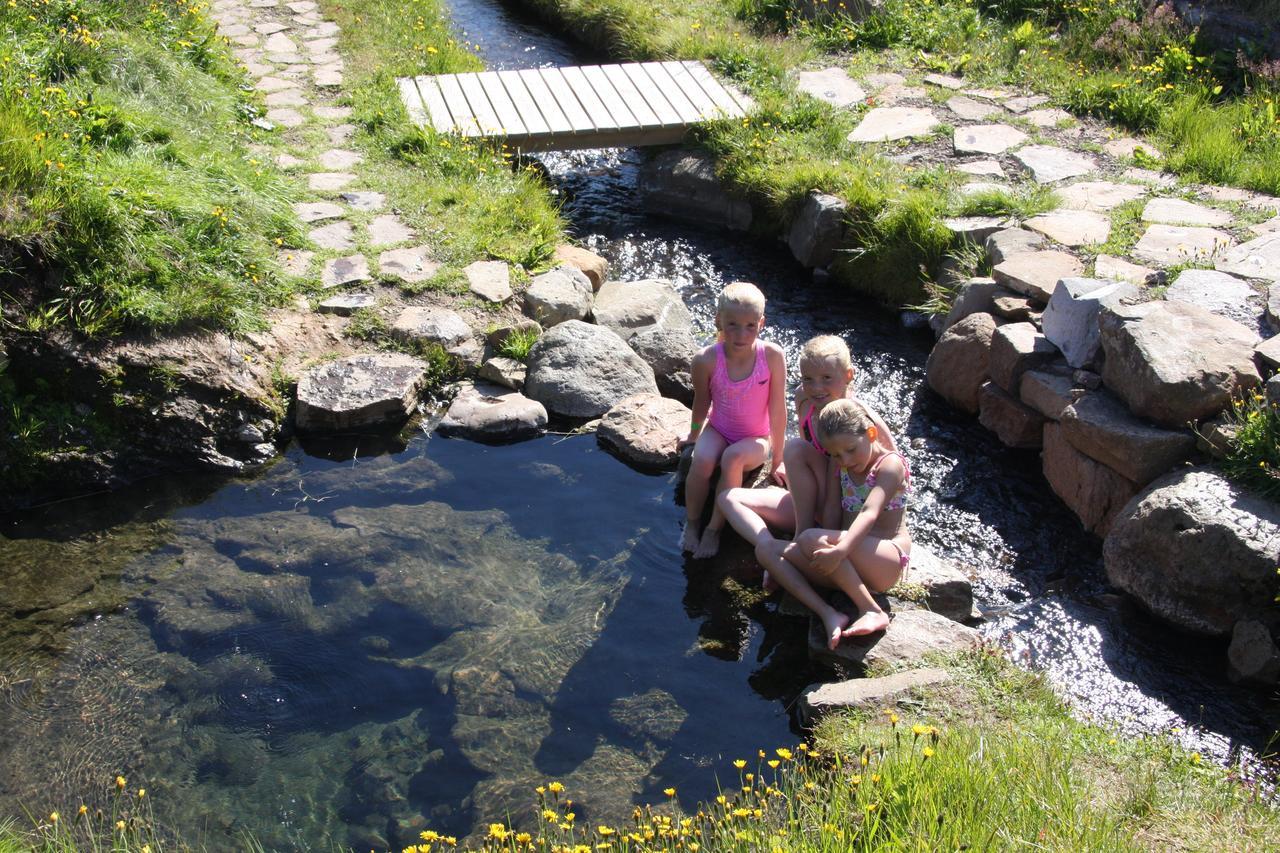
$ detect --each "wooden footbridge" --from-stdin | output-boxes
[397,61,753,151]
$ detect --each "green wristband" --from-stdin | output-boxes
[689,421,703,432]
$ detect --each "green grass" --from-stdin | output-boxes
[0,0,301,337]
[496,325,540,361]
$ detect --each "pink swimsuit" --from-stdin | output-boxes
[707,342,772,443]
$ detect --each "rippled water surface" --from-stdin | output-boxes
[1,0,1277,847]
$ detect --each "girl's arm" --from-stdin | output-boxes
[679,348,714,448]
[818,456,842,531]
[765,344,788,483]
[811,455,907,572]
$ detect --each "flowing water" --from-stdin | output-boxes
[0,0,1276,848]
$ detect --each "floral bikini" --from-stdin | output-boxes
[839,451,912,572]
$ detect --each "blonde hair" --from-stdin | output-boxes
[717,281,766,319]
[800,335,852,372]
[817,398,875,444]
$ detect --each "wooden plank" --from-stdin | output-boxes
[637,62,701,124]
[600,64,660,127]
[662,60,720,119]
[476,71,527,137]
[537,67,594,132]
[580,65,640,130]
[514,69,573,135]
[397,77,430,128]
[458,73,504,135]
[681,61,749,117]
[619,62,682,127]
[495,69,550,137]
[410,76,457,133]
[435,74,482,136]
[558,65,619,131]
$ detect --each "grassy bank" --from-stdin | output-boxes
[3,650,1275,850]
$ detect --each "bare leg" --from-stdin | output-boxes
[797,530,903,637]
[718,486,794,547]
[695,437,769,558]
[782,438,828,534]
[758,540,852,650]
[682,429,728,552]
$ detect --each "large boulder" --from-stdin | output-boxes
[789,191,847,269]
[591,278,693,339]
[993,250,1083,302]
[1042,422,1138,535]
[597,394,690,469]
[1041,277,1139,370]
[907,545,978,623]
[628,325,698,404]
[809,608,980,671]
[1060,391,1195,486]
[638,150,751,231]
[524,320,659,418]
[295,353,428,432]
[523,265,594,328]
[1019,364,1076,420]
[391,306,474,350]
[926,312,999,413]
[1099,301,1262,428]
[988,322,1059,393]
[978,381,1046,448]
[940,277,999,334]
[1104,466,1280,636]
[552,244,609,291]
[437,381,547,441]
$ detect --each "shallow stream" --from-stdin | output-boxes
[0,0,1275,848]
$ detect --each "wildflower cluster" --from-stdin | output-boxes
[1220,389,1280,500]
[25,773,161,851]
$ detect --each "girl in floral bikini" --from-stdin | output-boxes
[756,398,911,648]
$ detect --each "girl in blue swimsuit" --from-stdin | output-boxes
[755,398,911,649]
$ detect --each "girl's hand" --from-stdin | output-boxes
[770,459,788,487]
[810,541,845,574]
[676,433,697,450]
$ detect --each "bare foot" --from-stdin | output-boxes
[762,571,778,593]
[822,611,852,650]
[843,610,890,637]
[692,526,722,559]
[681,519,702,553]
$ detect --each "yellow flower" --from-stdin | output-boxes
[138,788,146,799]
[597,825,615,836]
[912,724,931,736]
[516,832,532,843]
[775,748,793,761]
[116,820,126,831]
[115,775,126,789]
[49,812,59,823]
[733,759,746,769]
[664,787,676,797]
[767,760,780,769]
[922,747,935,758]
[543,809,558,822]
[420,830,439,841]
[548,781,565,794]
[716,795,727,805]
[488,823,509,840]
[78,805,87,816]
[142,846,150,853]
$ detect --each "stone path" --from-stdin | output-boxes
[797,65,1280,333]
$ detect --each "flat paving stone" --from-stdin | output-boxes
[277,249,314,277]
[266,52,305,65]
[293,201,345,223]
[309,53,343,67]
[1105,137,1162,160]
[340,191,386,211]
[321,254,371,288]
[795,68,866,108]
[309,220,355,251]
[254,75,295,92]
[243,61,274,77]
[1166,269,1259,326]
[464,260,513,302]
[1055,180,1147,212]
[265,89,308,107]
[306,37,339,53]
[848,107,940,142]
[255,22,290,35]
[1250,216,1280,236]
[923,73,965,89]
[263,33,298,54]
[265,107,306,127]
[318,293,376,316]
[958,180,1009,196]
[278,64,310,79]
[1200,185,1280,211]
[947,95,1004,121]
[313,105,353,120]
[863,72,905,90]
[963,87,1012,100]
[955,159,1005,177]
[308,171,357,191]
[1004,94,1050,113]
[275,152,305,169]
[1216,232,1280,283]
[1023,108,1074,127]
[954,123,1027,155]
[230,34,260,47]
[1141,197,1234,228]
[248,0,279,7]
[1133,224,1235,266]
[994,250,1085,301]
[378,246,440,283]
[1024,209,1112,247]
[311,21,340,37]
[877,84,927,102]
[314,69,343,87]
[367,214,414,248]
[288,0,319,11]
[221,23,252,37]
[319,148,363,170]
[1094,254,1155,286]
[1014,145,1098,183]
[1123,167,1177,187]
[326,124,355,144]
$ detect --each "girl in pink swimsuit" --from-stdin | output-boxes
[679,282,787,559]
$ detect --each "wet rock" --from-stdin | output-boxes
[1216,232,1280,283]
[808,609,980,671]
[925,312,999,413]
[1042,277,1139,370]
[1024,209,1111,247]
[795,67,866,108]
[979,381,1045,448]
[1093,254,1155,286]
[993,250,1084,302]
[295,353,428,431]
[609,688,686,742]
[989,322,1059,392]
[789,191,847,268]
[984,228,1044,266]
[628,325,698,404]
[1060,391,1195,486]
[463,260,512,303]
[797,668,952,728]
[1042,422,1138,536]
[847,106,940,142]
[591,278,693,339]
[1142,197,1233,228]
[908,545,977,622]
[553,244,609,292]
[390,306,473,350]
[1019,364,1076,420]
[953,124,1027,155]
[1014,145,1097,183]
[524,320,659,419]
[638,149,751,231]
[597,394,690,469]
[523,265,593,327]
[1166,269,1259,328]
[1055,180,1147,212]
[438,381,547,441]
[1104,466,1280,636]
[940,277,999,334]
[1227,620,1280,686]
[1133,223,1235,266]
[1099,301,1261,427]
